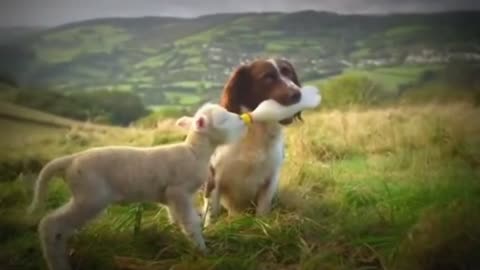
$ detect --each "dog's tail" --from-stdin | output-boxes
[27,154,76,214]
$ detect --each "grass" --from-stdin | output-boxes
[0,101,86,128]
[384,26,430,39]
[1,102,480,269]
[400,80,480,105]
[344,69,407,92]
[350,48,371,59]
[0,103,185,169]
[342,65,442,92]
[174,26,224,46]
[164,91,203,105]
[36,25,131,64]
[0,101,134,131]
[305,65,444,93]
[134,54,169,69]
[166,81,204,89]
[138,105,189,128]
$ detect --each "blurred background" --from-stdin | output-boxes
[1,1,479,125]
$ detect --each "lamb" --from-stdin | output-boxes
[28,103,247,270]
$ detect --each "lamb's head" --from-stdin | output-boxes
[176,103,247,146]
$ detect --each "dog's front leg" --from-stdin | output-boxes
[203,166,221,227]
[255,170,280,216]
[256,136,284,216]
[203,185,221,227]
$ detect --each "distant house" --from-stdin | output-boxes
[405,50,480,64]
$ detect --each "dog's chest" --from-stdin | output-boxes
[213,123,283,177]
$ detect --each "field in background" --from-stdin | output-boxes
[2,11,479,110]
[0,101,479,270]
[306,65,438,89]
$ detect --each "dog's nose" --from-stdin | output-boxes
[290,90,301,103]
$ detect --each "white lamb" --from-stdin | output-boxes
[28,103,247,270]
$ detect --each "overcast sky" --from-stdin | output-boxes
[1,0,479,27]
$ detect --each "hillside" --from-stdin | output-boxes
[1,11,479,109]
[0,101,184,177]
[0,101,96,128]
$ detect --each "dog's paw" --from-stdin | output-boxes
[198,246,209,256]
[202,215,216,229]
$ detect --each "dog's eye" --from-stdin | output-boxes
[263,72,277,83]
[280,67,292,77]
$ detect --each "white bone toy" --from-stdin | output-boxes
[240,85,321,124]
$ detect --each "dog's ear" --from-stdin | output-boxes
[220,65,251,114]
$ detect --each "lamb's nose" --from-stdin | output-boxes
[290,90,301,103]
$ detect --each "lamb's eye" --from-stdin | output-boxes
[214,115,228,127]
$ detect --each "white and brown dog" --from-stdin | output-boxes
[204,58,303,225]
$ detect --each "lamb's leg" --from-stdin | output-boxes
[39,198,108,270]
[166,187,207,253]
[255,171,280,216]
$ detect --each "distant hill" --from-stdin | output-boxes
[1,11,479,108]
[0,27,43,43]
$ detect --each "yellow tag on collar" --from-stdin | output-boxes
[240,113,253,125]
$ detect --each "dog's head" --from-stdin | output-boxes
[220,58,303,125]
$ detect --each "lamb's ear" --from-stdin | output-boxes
[175,116,193,130]
[193,115,208,132]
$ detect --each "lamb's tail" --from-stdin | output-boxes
[27,154,76,214]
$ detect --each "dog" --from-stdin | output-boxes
[204,58,302,225]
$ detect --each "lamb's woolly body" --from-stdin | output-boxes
[30,137,210,209]
[30,133,213,211]
[29,103,246,270]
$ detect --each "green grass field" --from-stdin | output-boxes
[164,91,203,105]
[1,101,479,270]
[36,25,131,64]
[307,65,442,93]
